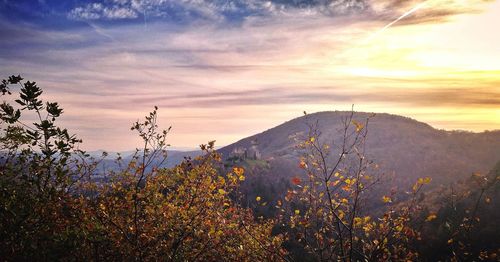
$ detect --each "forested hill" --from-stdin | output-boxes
[219,111,500,185]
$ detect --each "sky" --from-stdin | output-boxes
[1,0,499,151]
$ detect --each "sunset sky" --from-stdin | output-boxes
[1,0,499,151]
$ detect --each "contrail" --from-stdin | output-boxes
[87,22,115,41]
[365,1,428,42]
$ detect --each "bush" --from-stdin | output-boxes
[0,75,284,261]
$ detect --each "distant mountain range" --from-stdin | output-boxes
[89,150,202,179]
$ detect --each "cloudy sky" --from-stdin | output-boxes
[1,0,499,151]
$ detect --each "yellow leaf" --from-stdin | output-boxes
[425,214,437,222]
[363,224,373,232]
[295,209,300,215]
[352,120,364,132]
[338,210,345,219]
[239,175,245,181]
[382,196,392,203]
[354,217,363,227]
[256,196,261,202]
[218,189,226,195]
[233,167,245,176]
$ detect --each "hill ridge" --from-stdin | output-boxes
[219,111,500,185]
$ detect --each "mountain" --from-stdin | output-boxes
[90,150,202,181]
[219,111,500,187]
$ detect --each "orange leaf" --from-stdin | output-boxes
[292,177,302,185]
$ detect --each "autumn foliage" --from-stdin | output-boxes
[277,112,433,261]
[77,143,285,261]
[0,75,284,261]
[0,75,497,261]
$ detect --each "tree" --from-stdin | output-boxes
[0,75,90,259]
[282,110,431,261]
[79,111,286,260]
[418,166,500,261]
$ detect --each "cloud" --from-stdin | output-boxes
[115,84,500,109]
[103,7,139,19]
[66,0,371,22]
[68,3,138,20]
[68,3,104,20]
[65,0,493,26]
